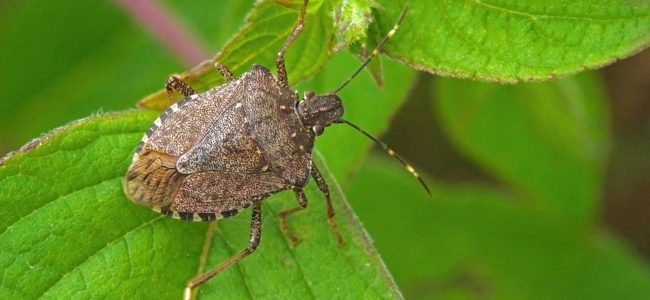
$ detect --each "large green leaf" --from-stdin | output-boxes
[374,0,650,82]
[0,111,401,299]
[0,0,420,297]
[347,155,650,299]
[435,72,609,223]
[0,0,413,298]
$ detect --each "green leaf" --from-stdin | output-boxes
[373,0,650,82]
[138,0,335,110]
[0,111,401,299]
[0,0,420,297]
[434,72,609,223]
[347,155,650,299]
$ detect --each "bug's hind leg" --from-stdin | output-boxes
[214,62,235,81]
[311,163,344,246]
[165,75,196,104]
[275,0,308,87]
[278,188,308,245]
[184,201,262,300]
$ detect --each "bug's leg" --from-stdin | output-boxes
[275,0,308,88]
[214,62,235,82]
[165,75,196,104]
[184,201,262,300]
[311,163,344,246]
[278,188,308,245]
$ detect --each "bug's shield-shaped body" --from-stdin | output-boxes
[124,65,315,221]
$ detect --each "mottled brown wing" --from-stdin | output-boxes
[241,65,315,187]
[145,79,244,157]
[168,171,287,221]
[124,79,244,210]
[175,102,268,174]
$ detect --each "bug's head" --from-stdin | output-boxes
[297,91,343,136]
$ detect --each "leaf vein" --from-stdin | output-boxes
[215,226,255,300]
[469,0,649,22]
[263,201,317,300]
[38,216,165,297]
[0,175,123,238]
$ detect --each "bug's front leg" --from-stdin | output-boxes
[311,163,344,246]
[184,201,262,300]
[214,62,235,82]
[275,0,308,87]
[165,75,196,104]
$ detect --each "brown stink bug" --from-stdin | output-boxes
[123,0,428,297]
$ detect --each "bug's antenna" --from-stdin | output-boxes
[330,6,409,95]
[340,119,431,196]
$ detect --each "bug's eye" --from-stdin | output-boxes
[312,125,324,136]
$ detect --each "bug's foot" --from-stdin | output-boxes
[326,212,345,246]
[282,227,303,246]
[333,230,345,247]
[289,235,303,246]
[279,222,302,245]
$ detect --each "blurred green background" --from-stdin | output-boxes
[1,0,649,299]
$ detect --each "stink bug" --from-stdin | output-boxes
[123,0,429,297]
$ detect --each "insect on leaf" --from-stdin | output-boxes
[0,111,402,299]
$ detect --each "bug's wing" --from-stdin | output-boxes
[124,150,185,208]
[125,79,245,208]
[144,79,244,157]
[170,171,287,216]
[175,102,268,174]
[241,65,314,187]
